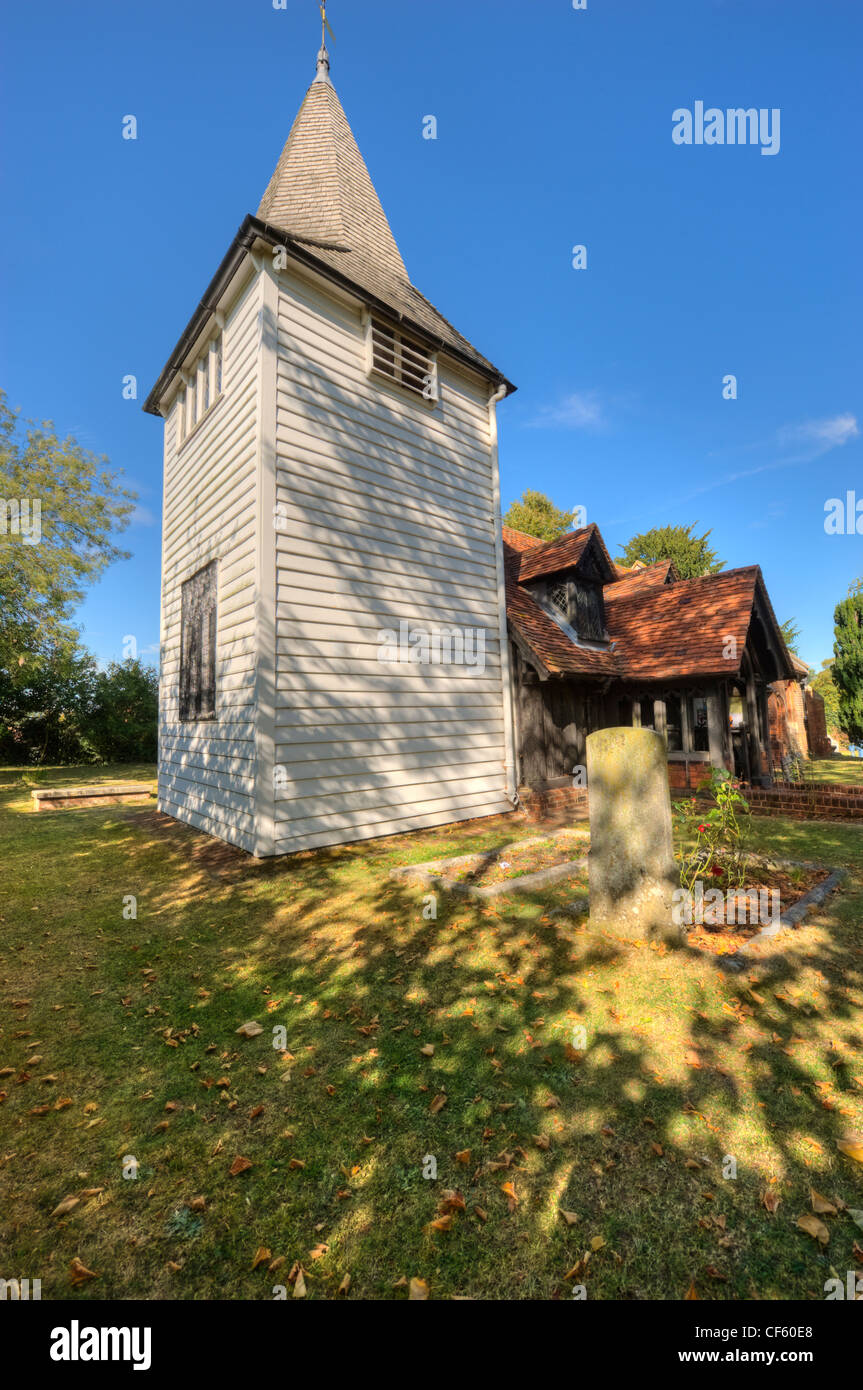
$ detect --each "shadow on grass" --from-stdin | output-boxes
[2,799,861,1301]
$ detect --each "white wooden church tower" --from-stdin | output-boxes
[145,36,517,856]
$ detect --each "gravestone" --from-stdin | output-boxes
[586,726,682,943]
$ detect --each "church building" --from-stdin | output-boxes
[145,40,518,855]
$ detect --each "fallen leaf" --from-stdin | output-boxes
[454,1149,471,1165]
[337,1273,351,1295]
[684,1279,698,1300]
[797,1213,830,1246]
[293,1268,307,1298]
[760,1189,781,1215]
[429,1094,447,1114]
[438,1190,466,1215]
[590,1236,606,1252]
[236,1021,264,1038]
[69,1257,98,1287]
[420,1044,435,1057]
[252,1246,271,1270]
[427,1214,453,1233]
[51,1196,80,1218]
[228,1155,253,1176]
[559,1209,580,1226]
[810,1188,838,1216]
[409,1277,429,1300]
[837,1133,863,1164]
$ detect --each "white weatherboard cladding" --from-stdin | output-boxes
[157,270,262,852]
[271,266,511,855]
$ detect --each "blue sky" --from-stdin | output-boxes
[2,0,861,670]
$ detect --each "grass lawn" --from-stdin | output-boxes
[1,764,861,1301]
[803,755,863,787]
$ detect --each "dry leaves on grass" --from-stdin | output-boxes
[810,1189,838,1216]
[796,1213,830,1246]
[409,1277,429,1300]
[69,1257,98,1287]
[228,1155,253,1177]
[236,1021,264,1038]
[837,1133,863,1164]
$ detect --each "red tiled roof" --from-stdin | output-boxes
[516,523,616,583]
[603,567,760,680]
[501,525,544,554]
[609,558,678,593]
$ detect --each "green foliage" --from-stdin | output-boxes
[0,643,99,765]
[779,618,801,655]
[83,659,159,763]
[0,652,157,766]
[833,592,863,745]
[503,490,574,543]
[0,391,136,673]
[673,769,751,892]
[616,523,723,580]
[809,660,841,732]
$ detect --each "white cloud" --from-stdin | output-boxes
[527,390,605,431]
[130,504,157,526]
[777,413,858,454]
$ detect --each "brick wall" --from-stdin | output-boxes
[768,679,808,767]
[743,781,863,821]
[667,760,712,792]
[804,688,833,758]
[519,775,863,824]
[519,785,588,821]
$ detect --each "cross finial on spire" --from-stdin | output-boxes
[315,3,334,83]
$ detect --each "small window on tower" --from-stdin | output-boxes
[369,318,438,401]
[180,561,217,721]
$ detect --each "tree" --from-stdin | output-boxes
[503,490,574,543]
[779,619,801,656]
[0,642,99,765]
[0,652,158,766]
[833,592,863,746]
[83,659,159,763]
[616,523,723,580]
[0,392,136,673]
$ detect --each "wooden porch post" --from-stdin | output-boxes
[706,689,725,772]
[744,656,767,784]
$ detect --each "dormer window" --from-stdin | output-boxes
[540,574,608,643]
[571,580,606,642]
[368,317,438,402]
[549,580,569,617]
